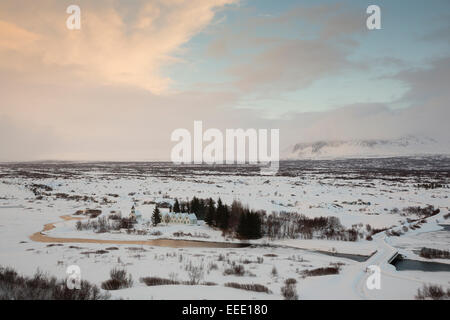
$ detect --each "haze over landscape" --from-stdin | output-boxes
[0,0,449,161]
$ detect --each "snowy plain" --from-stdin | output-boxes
[0,158,448,300]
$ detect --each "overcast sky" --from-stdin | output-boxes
[0,0,449,161]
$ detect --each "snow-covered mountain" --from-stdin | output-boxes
[283,135,450,159]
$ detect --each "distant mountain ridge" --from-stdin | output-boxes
[283,135,450,159]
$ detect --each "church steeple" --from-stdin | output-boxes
[130,204,136,221]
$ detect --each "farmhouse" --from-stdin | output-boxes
[162,212,198,225]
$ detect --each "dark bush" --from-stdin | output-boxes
[284,278,297,285]
[140,277,181,286]
[281,281,298,300]
[402,205,440,218]
[419,247,450,259]
[0,266,109,300]
[416,284,449,300]
[101,268,133,290]
[140,276,217,287]
[223,265,245,276]
[301,266,340,277]
[224,282,271,293]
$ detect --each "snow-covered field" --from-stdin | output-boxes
[0,158,449,299]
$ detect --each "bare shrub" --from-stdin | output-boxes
[402,205,440,218]
[169,272,178,282]
[224,282,271,293]
[223,264,245,276]
[85,209,102,218]
[173,231,210,239]
[75,216,124,233]
[101,268,133,290]
[185,262,204,285]
[0,266,109,300]
[416,284,449,300]
[301,266,340,277]
[264,212,360,241]
[284,278,297,285]
[370,227,388,235]
[271,266,278,277]
[126,247,146,252]
[140,277,180,286]
[281,280,298,300]
[108,212,122,220]
[96,217,109,233]
[140,277,217,287]
[387,229,403,237]
[208,263,219,271]
[419,247,450,259]
[81,250,108,255]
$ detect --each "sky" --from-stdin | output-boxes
[0,0,449,161]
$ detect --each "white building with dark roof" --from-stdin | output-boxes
[162,212,198,225]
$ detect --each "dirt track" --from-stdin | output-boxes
[29,215,249,248]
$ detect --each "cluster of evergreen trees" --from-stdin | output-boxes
[153,196,361,241]
[171,197,262,239]
[171,197,207,220]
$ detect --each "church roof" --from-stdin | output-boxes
[164,212,197,220]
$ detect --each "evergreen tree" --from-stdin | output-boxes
[197,199,207,220]
[248,212,262,239]
[237,211,248,238]
[173,198,180,213]
[230,200,244,231]
[218,203,230,231]
[237,210,262,239]
[216,198,224,228]
[205,198,216,226]
[190,197,200,214]
[151,206,161,226]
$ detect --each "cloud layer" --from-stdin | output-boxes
[0,1,448,161]
[0,0,236,93]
